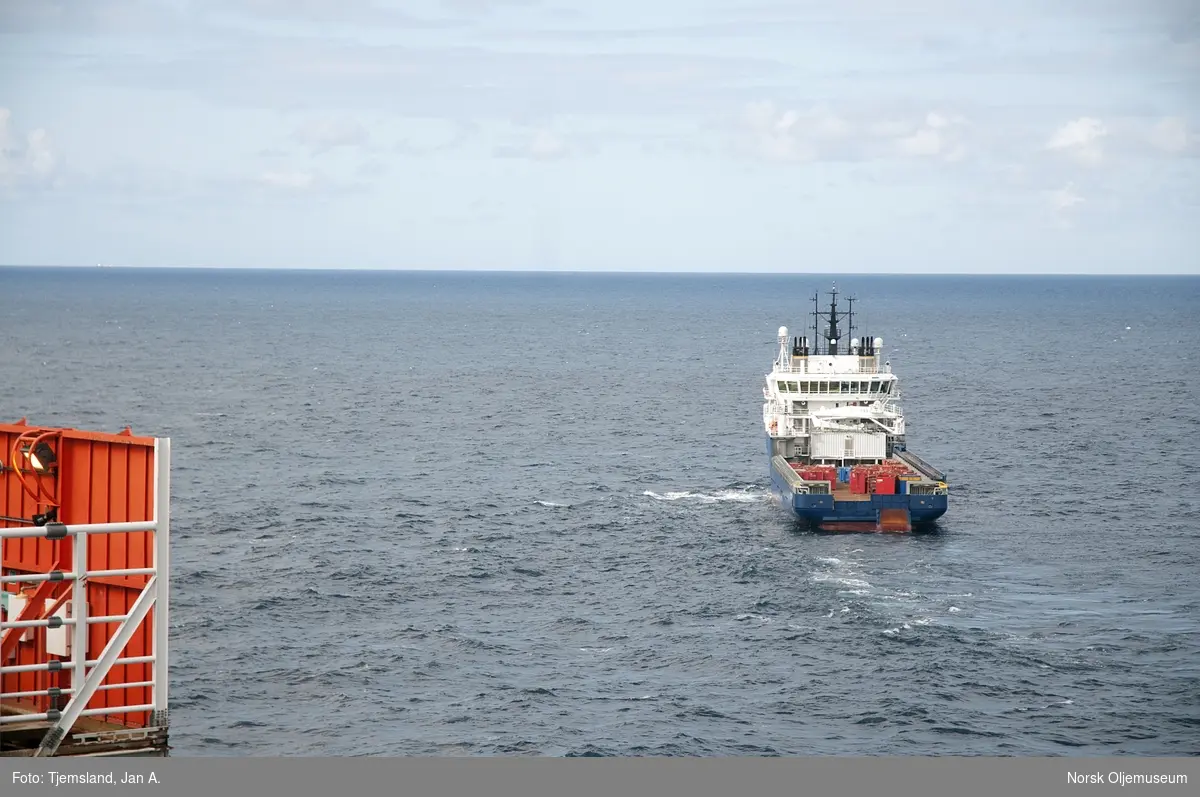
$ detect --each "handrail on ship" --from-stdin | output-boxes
[775,361,887,375]
[895,450,946,483]
[771,456,830,494]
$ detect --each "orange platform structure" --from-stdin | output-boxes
[1,418,171,757]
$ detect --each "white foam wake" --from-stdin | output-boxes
[641,489,768,504]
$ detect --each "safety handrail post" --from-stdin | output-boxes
[151,437,170,727]
[70,522,87,721]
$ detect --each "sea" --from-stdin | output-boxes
[1,266,1198,757]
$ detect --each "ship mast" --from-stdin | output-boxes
[812,284,853,355]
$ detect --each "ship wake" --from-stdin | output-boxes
[641,487,771,504]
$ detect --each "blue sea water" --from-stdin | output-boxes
[1,266,1198,756]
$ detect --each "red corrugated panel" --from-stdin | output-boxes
[2,419,159,729]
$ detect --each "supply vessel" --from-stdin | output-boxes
[763,287,948,532]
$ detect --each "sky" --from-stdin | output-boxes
[0,0,1197,274]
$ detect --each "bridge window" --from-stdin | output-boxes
[787,381,798,392]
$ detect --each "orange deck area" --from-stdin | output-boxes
[831,483,872,502]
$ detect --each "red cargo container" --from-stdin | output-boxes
[874,475,896,495]
[1,418,170,756]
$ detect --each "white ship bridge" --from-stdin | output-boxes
[763,286,906,464]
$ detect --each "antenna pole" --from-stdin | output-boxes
[847,296,855,348]
[812,292,820,356]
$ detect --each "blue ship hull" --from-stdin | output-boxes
[766,436,947,532]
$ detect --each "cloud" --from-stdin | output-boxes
[249,167,371,196]
[1045,181,1090,230]
[217,0,461,29]
[740,101,854,162]
[440,0,540,14]
[0,0,180,34]
[395,120,479,155]
[1041,115,1196,167]
[257,170,316,190]
[0,108,58,190]
[356,157,390,178]
[0,0,458,35]
[1046,117,1108,166]
[1050,182,1084,212]
[895,111,968,160]
[1147,116,1192,155]
[527,129,566,159]
[292,117,371,154]
[738,101,969,163]
[87,39,790,121]
[480,19,831,44]
[493,128,589,160]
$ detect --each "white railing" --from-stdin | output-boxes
[774,359,888,375]
[0,438,170,757]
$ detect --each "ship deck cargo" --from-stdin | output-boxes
[1,419,171,757]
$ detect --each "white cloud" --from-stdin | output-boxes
[1046,181,1088,229]
[225,0,453,27]
[897,127,941,157]
[89,38,788,121]
[250,166,373,196]
[1147,116,1191,155]
[0,108,58,189]
[257,170,315,190]
[292,117,370,154]
[1046,117,1107,166]
[528,129,566,159]
[740,102,969,163]
[895,111,968,160]
[1050,182,1084,211]
[493,127,580,160]
[740,101,854,162]
[25,129,56,175]
[440,0,538,13]
[1042,115,1196,165]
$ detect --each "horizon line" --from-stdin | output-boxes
[2,264,1198,278]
